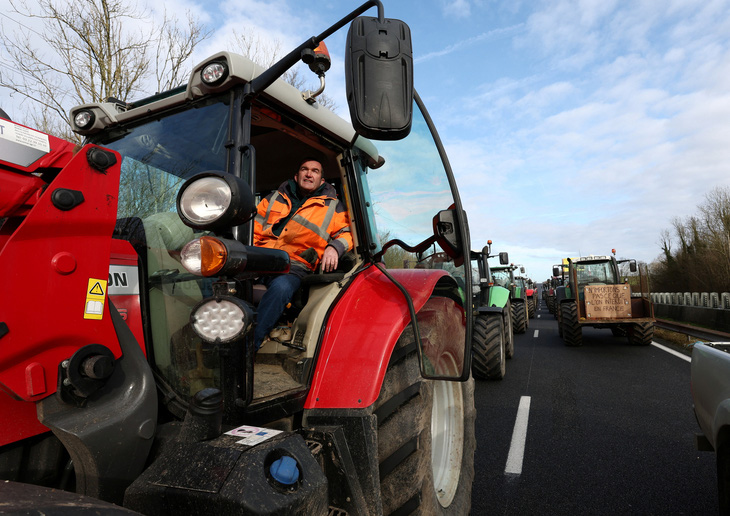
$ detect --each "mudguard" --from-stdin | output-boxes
[486,285,510,309]
[305,266,455,409]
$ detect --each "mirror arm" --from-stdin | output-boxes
[374,235,437,263]
[243,1,384,101]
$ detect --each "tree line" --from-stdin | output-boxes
[650,186,730,293]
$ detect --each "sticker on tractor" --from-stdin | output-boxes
[225,425,282,446]
[0,119,51,167]
[84,278,108,320]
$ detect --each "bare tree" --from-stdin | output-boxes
[231,27,338,111]
[0,0,210,140]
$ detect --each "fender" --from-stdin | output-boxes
[486,285,510,309]
[305,266,453,409]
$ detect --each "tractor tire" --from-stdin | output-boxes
[512,301,527,334]
[527,297,535,319]
[504,301,515,359]
[561,301,583,347]
[627,322,654,346]
[557,304,563,337]
[471,314,505,380]
[374,327,476,515]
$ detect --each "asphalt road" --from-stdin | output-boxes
[471,300,718,515]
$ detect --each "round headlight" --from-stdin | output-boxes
[191,296,252,344]
[201,62,228,85]
[74,110,95,129]
[178,176,232,226]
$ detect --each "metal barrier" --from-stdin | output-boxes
[653,292,730,310]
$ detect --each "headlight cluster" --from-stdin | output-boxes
[191,296,253,344]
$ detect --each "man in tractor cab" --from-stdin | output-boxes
[253,157,353,350]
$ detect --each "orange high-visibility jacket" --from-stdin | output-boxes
[254,180,353,271]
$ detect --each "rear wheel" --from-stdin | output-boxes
[374,328,475,515]
[504,302,514,359]
[561,301,582,347]
[627,322,653,346]
[471,314,505,380]
[511,301,527,334]
[527,297,535,319]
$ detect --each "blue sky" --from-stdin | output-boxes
[3,0,730,281]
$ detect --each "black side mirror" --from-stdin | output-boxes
[552,265,561,277]
[499,252,509,265]
[433,208,463,266]
[345,16,413,140]
[629,260,637,273]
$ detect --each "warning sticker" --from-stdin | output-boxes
[84,278,108,320]
[225,425,282,446]
[0,119,50,167]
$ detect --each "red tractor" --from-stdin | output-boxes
[0,3,476,514]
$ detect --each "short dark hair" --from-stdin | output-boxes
[298,156,324,172]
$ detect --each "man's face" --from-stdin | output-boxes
[294,160,324,194]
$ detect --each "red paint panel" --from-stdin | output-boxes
[0,145,122,408]
[305,266,449,409]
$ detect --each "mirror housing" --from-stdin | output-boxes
[345,16,413,140]
[499,252,509,265]
[433,208,463,266]
[629,260,637,273]
[552,265,562,277]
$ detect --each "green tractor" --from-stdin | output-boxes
[491,263,529,334]
[554,253,655,347]
[470,242,513,380]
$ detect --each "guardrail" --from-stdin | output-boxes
[651,292,730,309]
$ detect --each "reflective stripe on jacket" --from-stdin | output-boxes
[254,181,353,271]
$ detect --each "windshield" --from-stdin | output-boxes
[575,261,616,286]
[96,97,231,398]
[492,269,511,289]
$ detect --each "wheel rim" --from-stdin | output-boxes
[430,354,464,507]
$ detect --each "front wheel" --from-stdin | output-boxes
[375,328,476,514]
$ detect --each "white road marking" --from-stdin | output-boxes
[505,396,531,476]
[537,314,541,318]
[651,341,691,363]
[533,330,539,338]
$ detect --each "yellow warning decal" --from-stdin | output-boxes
[84,278,107,320]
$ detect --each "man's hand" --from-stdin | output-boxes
[321,246,339,272]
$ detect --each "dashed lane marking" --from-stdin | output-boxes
[505,396,531,476]
[533,330,539,338]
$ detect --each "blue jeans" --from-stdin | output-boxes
[254,273,302,350]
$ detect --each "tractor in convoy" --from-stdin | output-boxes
[518,272,537,319]
[0,2,476,514]
[554,252,655,347]
[544,267,565,317]
[470,241,512,380]
[491,263,529,334]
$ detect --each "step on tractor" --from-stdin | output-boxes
[491,263,529,334]
[554,253,655,347]
[0,3,477,514]
[470,241,513,380]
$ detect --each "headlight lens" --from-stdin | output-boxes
[181,236,228,276]
[74,110,95,128]
[201,62,228,84]
[178,176,232,226]
[191,297,251,343]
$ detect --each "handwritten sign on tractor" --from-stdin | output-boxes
[584,284,631,319]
